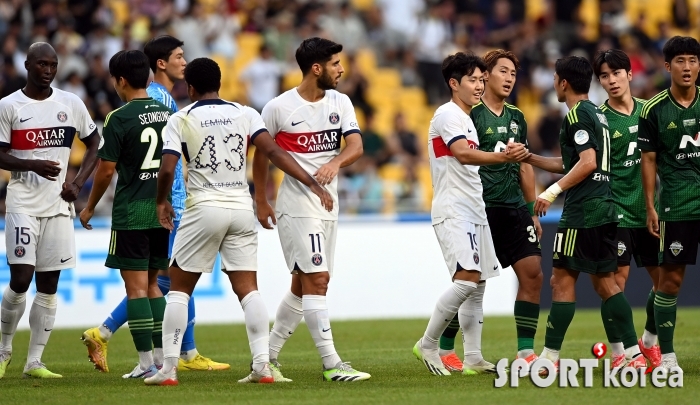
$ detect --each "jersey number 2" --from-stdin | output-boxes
[141,127,164,170]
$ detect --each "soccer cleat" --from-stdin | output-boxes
[538,360,559,377]
[625,354,648,369]
[322,361,371,382]
[269,359,292,382]
[23,361,62,378]
[463,359,497,375]
[81,327,109,372]
[178,354,230,371]
[517,353,539,373]
[611,353,626,369]
[413,340,450,376]
[122,363,158,379]
[0,351,11,379]
[238,364,274,384]
[660,353,681,372]
[440,352,463,372]
[144,366,178,386]
[638,338,662,368]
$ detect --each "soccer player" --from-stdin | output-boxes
[81,35,228,372]
[0,42,100,379]
[79,50,171,379]
[253,37,370,382]
[593,49,662,369]
[144,57,333,386]
[524,56,646,371]
[437,49,543,372]
[638,36,700,371]
[413,51,530,376]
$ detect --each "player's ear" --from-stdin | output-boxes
[157,58,167,71]
[311,62,322,77]
[664,61,671,73]
[483,70,490,81]
[449,77,459,92]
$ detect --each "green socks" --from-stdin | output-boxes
[645,289,657,335]
[127,297,154,352]
[439,314,460,351]
[514,300,539,351]
[600,298,621,344]
[654,291,678,354]
[603,292,638,349]
[544,301,576,351]
[149,297,166,349]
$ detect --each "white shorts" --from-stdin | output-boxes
[433,219,501,281]
[278,215,337,276]
[5,212,76,271]
[170,205,258,273]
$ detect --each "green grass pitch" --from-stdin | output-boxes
[1,309,699,404]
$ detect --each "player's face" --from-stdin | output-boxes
[453,68,484,107]
[317,54,344,90]
[666,54,700,89]
[553,72,565,102]
[597,63,632,98]
[485,58,516,99]
[26,53,58,90]
[164,47,186,81]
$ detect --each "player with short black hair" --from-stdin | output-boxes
[184,58,221,94]
[593,49,662,369]
[294,37,343,77]
[524,55,646,372]
[143,35,185,76]
[639,35,700,372]
[80,49,172,379]
[0,42,100,379]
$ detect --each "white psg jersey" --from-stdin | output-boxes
[163,98,266,211]
[0,88,98,217]
[262,88,360,220]
[428,101,487,225]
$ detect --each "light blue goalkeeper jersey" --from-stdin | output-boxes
[147,81,186,221]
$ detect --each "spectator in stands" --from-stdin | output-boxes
[240,43,283,112]
[319,1,367,55]
[0,55,25,99]
[414,0,455,105]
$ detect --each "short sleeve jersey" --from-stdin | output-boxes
[428,101,487,225]
[98,98,170,230]
[471,102,528,209]
[558,100,617,229]
[261,88,360,220]
[147,81,186,222]
[163,99,266,211]
[600,98,646,228]
[0,88,98,217]
[638,88,700,221]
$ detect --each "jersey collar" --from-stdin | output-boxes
[148,81,168,93]
[667,86,699,110]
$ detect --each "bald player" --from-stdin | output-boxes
[0,43,101,379]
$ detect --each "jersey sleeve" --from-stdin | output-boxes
[243,106,268,142]
[97,113,122,162]
[340,94,361,137]
[433,109,468,147]
[73,96,98,140]
[0,100,13,147]
[568,110,599,154]
[638,106,658,151]
[519,114,529,148]
[162,113,184,158]
[260,101,279,138]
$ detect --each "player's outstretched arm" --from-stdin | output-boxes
[523,153,565,174]
[253,131,333,212]
[79,158,116,230]
[156,153,178,231]
[314,133,363,186]
[534,148,596,216]
[252,147,276,229]
[62,132,100,202]
[519,162,542,240]
[641,150,659,238]
[0,146,61,180]
[450,139,530,166]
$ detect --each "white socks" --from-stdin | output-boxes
[180,348,198,361]
[541,347,560,362]
[642,329,657,348]
[162,291,190,371]
[241,291,270,372]
[459,282,485,365]
[269,291,303,360]
[624,344,641,359]
[26,292,57,366]
[611,342,624,356]
[422,280,477,351]
[0,286,27,353]
[303,295,341,369]
[98,324,113,341]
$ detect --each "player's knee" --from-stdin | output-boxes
[34,270,60,295]
[303,274,329,295]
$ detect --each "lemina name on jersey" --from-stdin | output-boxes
[558,100,617,229]
[600,98,646,228]
[98,98,171,230]
[638,87,700,221]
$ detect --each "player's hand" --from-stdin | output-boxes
[310,183,334,212]
[256,200,277,230]
[60,182,81,202]
[534,197,551,217]
[157,202,176,231]
[313,161,340,186]
[504,142,530,162]
[532,215,543,240]
[79,207,94,230]
[647,208,660,238]
[28,160,61,181]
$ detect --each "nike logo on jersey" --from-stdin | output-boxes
[19,117,32,123]
[60,257,72,263]
[291,120,305,126]
[322,328,331,332]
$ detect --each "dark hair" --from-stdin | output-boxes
[441,51,487,89]
[143,35,184,73]
[554,56,593,94]
[295,37,343,75]
[662,36,700,63]
[109,50,150,89]
[482,49,520,72]
[593,49,631,77]
[184,57,221,94]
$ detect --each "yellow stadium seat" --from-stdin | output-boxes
[282,71,302,91]
[368,68,401,89]
[417,164,432,211]
[351,0,375,11]
[355,48,377,74]
[378,163,406,182]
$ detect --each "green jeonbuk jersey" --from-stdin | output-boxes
[638,87,700,221]
[471,102,528,208]
[600,98,646,228]
[98,98,171,230]
[558,100,617,228]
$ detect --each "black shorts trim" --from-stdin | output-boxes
[486,206,541,268]
[552,223,618,274]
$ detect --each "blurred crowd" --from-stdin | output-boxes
[0,0,697,215]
